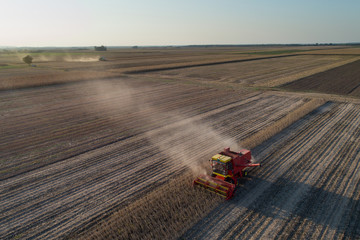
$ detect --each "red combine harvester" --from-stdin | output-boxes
[193,147,260,200]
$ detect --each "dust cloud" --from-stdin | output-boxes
[36,55,100,62]
[14,53,100,63]
[63,56,100,62]
[87,80,241,175]
[142,107,239,174]
[37,55,58,62]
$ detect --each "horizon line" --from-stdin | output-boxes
[1,42,360,49]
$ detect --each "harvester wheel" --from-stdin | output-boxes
[225,178,234,184]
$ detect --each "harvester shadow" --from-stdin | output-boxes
[184,176,359,239]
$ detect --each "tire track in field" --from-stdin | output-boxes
[1,91,252,177]
[0,81,305,239]
[181,102,343,238]
[1,81,260,180]
[197,104,348,239]
[238,104,360,239]
[182,103,360,240]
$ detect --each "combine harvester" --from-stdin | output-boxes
[193,147,260,200]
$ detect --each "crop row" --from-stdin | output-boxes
[141,55,357,87]
[76,97,325,240]
[0,79,306,239]
[183,102,360,239]
[1,79,256,179]
[282,59,360,97]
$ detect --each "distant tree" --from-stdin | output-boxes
[22,55,33,65]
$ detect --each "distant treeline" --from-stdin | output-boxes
[94,45,107,51]
[1,43,359,51]
[184,43,360,48]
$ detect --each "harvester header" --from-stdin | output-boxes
[193,147,260,200]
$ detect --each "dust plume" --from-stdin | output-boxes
[15,53,101,63]
[63,56,100,62]
[86,79,241,175]
[77,79,137,115]
[36,55,58,62]
[35,54,100,62]
[141,106,239,174]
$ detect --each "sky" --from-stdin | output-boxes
[1,0,359,47]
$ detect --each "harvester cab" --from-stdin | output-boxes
[193,147,260,200]
[211,154,234,181]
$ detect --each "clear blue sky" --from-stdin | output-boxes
[1,0,359,47]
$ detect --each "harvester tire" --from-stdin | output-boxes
[225,178,234,184]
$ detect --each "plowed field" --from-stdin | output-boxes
[139,55,358,87]
[282,59,360,97]
[1,47,360,240]
[0,78,308,239]
[182,102,360,239]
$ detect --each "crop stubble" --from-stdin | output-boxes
[1,46,359,239]
[182,102,360,239]
[139,55,359,88]
[0,47,284,90]
[0,78,307,239]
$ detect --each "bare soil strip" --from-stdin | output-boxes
[124,54,298,74]
[263,56,360,87]
[281,59,360,97]
[182,102,360,239]
[139,55,358,88]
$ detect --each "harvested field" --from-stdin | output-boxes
[0,48,278,90]
[2,46,360,240]
[183,102,360,239]
[0,78,308,239]
[0,69,120,90]
[140,55,359,87]
[282,59,360,97]
[2,46,356,90]
[301,47,360,55]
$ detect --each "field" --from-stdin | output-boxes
[183,102,360,239]
[282,59,360,97]
[1,45,357,90]
[0,78,309,239]
[1,46,360,239]
[138,55,359,88]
